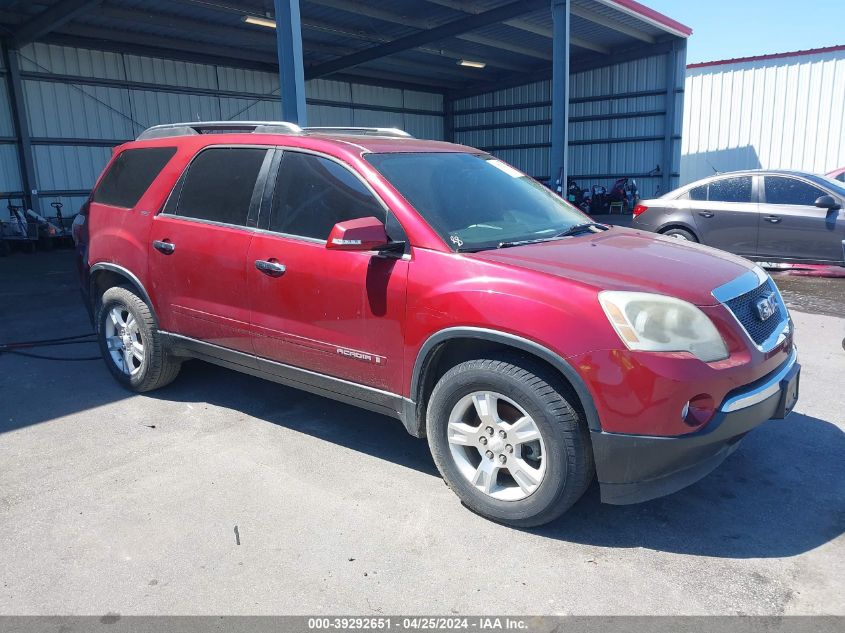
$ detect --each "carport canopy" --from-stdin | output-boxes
[0,0,691,195]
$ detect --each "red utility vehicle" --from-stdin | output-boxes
[75,122,799,526]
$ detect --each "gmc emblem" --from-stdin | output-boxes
[755,292,778,321]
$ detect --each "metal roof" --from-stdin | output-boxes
[687,44,845,69]
[0,0,691,96]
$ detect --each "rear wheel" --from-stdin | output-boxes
[662,227,697,242]
[96,286,181,392]
[426,354,594,527]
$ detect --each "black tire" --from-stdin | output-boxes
[662,227,698,242]
[96,286,181,392]
[426,353,594,527]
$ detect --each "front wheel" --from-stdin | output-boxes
[426,354,594,527]
[96,286,181,392]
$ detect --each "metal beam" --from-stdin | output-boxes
[457,33,551,61]
[306,0,437,30]
[274,0,306,125]
[549,0,569,192]
[12,0,102,47]
[569,5,654,43]
[305,0,546,80]
[661,39,682,194]
[501,19,608,54]
[333,67,463,90]
[424,2,608,54]
[57,24,279,66]
[2,43,40,213]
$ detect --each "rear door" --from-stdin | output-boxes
[248,149,409,394]
[757,175,845,263]
[688,175,759,255]
[149,145,272,352]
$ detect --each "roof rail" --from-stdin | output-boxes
[136,121,303,141]
[304,127,413,138]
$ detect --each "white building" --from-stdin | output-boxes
[681,45,845,184]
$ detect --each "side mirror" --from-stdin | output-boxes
[814,194,841,210]
[326,216,390,251]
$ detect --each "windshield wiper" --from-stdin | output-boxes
[496,237,557,249]
[553,222,609,238]
[496,222,609,249]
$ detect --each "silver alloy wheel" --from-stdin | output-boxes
[447,391,547,501]
[669,233,690,240]
[104,306,144,376]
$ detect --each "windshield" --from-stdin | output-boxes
[365,152,588,251]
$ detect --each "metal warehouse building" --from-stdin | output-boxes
[681,45,845,184]
[0,0,690,221]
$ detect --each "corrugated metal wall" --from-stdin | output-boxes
[1,42,443,217]
[451,50,686,198]
[681,48,845,184]
[0,50,25,209]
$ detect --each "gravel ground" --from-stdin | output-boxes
[0,250,842,615]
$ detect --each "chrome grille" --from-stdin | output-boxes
[723,279,783,346]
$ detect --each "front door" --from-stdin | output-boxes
[248,149,408,394]
[688,175,759,256]
[757,175,845,263]
[149,145,271,353]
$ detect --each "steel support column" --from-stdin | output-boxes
[2,44,40,213]
[444,98,455,143]
[273,0,307,125]
[661,39,681,195]
[549,0,569,192]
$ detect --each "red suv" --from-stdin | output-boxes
[75,122,800,526]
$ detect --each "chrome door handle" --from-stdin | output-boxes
[255,259,286,277]
[697,211,715,218]
[152,239,175,254]
[763,216,781,223]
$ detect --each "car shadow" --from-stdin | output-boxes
[153,360,441,477]
[159,362,844,560]
[532,412,845,559]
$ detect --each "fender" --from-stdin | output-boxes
[89,262,158,323]
[409,327,602,432]
[656,220,698,237]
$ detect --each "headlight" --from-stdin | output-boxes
[598,291,729,362]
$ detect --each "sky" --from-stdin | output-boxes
[643,0,845,64]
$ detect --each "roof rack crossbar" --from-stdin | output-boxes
[303,127,413,138]
[136,121,303,141]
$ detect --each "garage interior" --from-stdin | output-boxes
[0,0,690,222]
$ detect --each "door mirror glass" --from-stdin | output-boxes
[814,194,841,210]
[326,216,390,251]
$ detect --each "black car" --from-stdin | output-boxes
[632,170,845,265]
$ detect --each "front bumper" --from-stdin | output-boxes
[591,346,800,505]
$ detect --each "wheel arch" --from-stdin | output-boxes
[407,327,601,437]
[89,263,158,324]
[656,222,699,238]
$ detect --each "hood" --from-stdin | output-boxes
[471,227,757,306]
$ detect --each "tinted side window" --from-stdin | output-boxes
[688,185,707,201]
[93,147,176,208]
[764,176,825,206]
[175,147,267,225]
[707,177,752,203]
[269,152,385,240]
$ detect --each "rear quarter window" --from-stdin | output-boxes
[92,147,177,208]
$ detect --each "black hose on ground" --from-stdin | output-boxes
[0,332,100,361]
